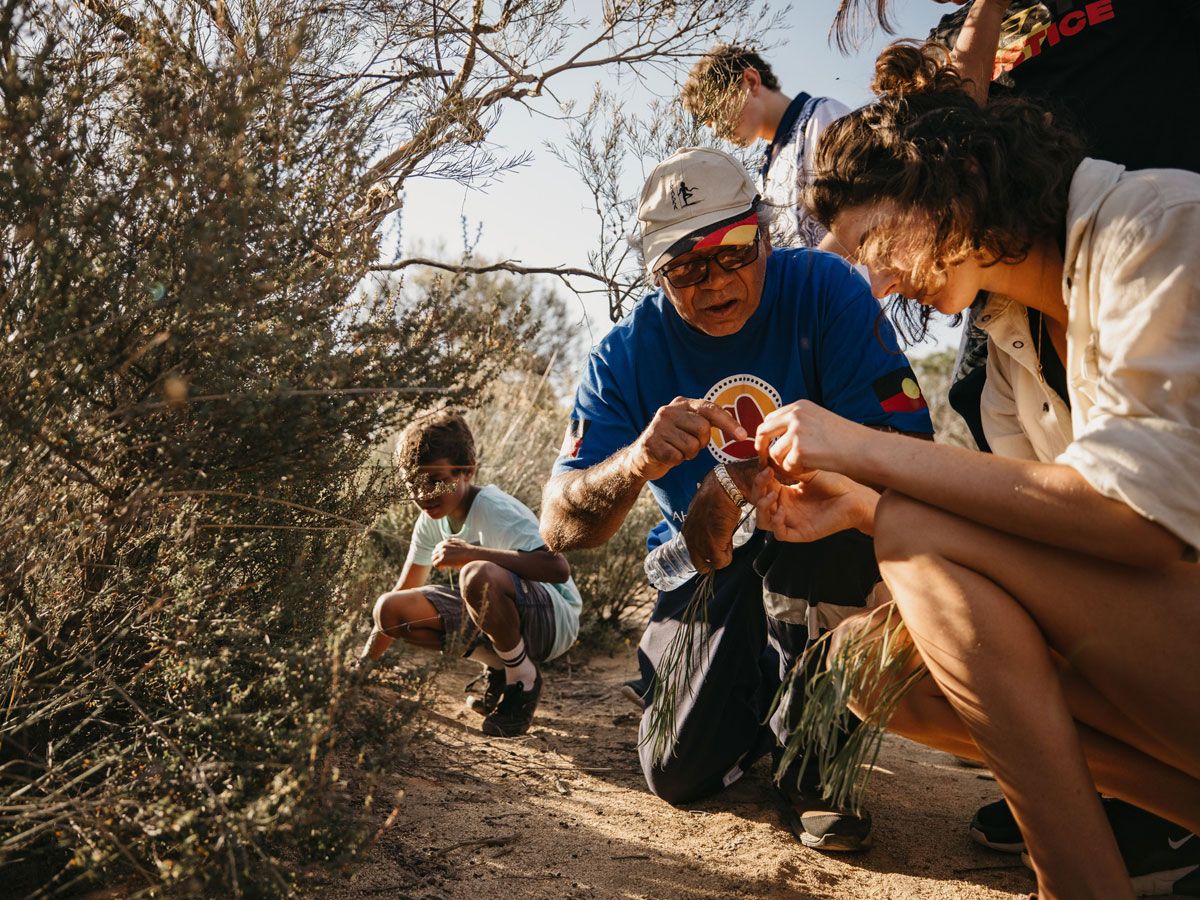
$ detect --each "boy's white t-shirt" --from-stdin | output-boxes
[407,484,582,660]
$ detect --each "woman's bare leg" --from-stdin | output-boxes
[832,607,1200,833]
[871,492,1200,900]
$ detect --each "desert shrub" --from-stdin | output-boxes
[0,4,521,895]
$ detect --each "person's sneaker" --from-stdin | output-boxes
[991,797,1200,897]
[619,677,648,710]
[798,804,874,852]
[774,784,873,852]
[1020,850,1200,897]
[481,672,542,737]
[970,797,1026,853]
[465,667,506,717]
[1103,800,1200,896]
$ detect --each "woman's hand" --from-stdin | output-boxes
[753,467,879,542]
[754,400,866,479]
[431,538,478,569]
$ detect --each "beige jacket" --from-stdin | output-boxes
[979,158,1200,553]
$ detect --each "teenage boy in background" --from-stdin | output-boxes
[681,44,850,250]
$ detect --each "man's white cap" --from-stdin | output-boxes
[637,147,759,274]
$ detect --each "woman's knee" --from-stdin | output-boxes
[873,490,942,564]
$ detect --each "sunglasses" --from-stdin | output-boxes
[657,230,761,289]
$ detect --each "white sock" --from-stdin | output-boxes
[496,638,537,691]
[465,643,506,671]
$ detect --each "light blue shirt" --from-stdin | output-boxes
[408,484,582,660]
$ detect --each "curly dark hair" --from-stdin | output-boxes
[681,44,780,137]
[802,41,1086,340]
[395,410,476,476]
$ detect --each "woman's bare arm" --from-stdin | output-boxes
[854,427,1188,568]
[951,0,1008,104]
[756,402,1188,568]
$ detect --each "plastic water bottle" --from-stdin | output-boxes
[643,530,696,592]
[643,510,757,592]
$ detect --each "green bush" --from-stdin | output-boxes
[0,5,518,894]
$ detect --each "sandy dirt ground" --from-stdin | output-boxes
[320,645,1041,900]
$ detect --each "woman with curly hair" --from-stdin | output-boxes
[750,41,1200,899]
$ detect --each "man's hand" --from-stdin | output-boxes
[752,468,878,542]
[628,397,747,482]
[431,538,478,569]
[682,471,744,573]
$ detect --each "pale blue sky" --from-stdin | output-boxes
[400,0,962,355]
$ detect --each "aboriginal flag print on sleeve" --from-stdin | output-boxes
[874,367,928,414]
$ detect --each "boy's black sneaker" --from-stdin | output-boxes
[619,676,649,710]
[465,667,506,717]
[481,672,542,737]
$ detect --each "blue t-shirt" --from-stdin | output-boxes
[553,248,934,548]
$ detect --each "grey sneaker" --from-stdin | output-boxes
[775,785,873,852]
[798,805,874,852]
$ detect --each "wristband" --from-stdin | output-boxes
[713,463,747,508]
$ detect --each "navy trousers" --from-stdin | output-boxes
[635,530,878,804]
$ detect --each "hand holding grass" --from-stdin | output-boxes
[628,397,748,481]
[682,471,745,572]
[431,538,479,569]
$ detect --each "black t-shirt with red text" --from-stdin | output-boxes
[931,0,1200,173]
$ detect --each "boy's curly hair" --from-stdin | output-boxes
[681,44,779,135]
[802,41,1086,339]
[394,410,476,475]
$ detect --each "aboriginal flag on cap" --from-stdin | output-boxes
[661,207,759,262]
[873,367,927,413]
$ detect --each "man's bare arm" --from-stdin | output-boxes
[540,397,747,553]
[540,447,646,552]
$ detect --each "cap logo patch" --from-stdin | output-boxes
[670,180,699,210]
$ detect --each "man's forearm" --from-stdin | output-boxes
[540,447,646,552]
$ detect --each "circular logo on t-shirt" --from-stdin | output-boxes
[703,374,783,464]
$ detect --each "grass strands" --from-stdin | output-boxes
[772,604,924,813]
[641,569,717,767]
[642,508,755,767]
